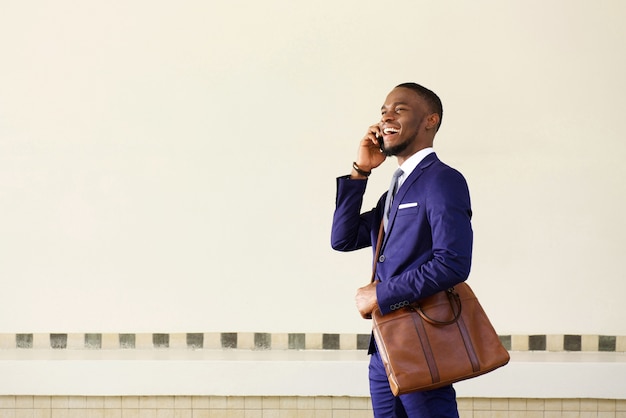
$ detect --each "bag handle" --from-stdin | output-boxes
[415,288,462,325]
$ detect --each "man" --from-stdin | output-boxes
[331,83,473,417]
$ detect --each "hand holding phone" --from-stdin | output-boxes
[353,125,387,177]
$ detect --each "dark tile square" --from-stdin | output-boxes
[322,333,340,350]
[84,333,102,349]
[16,334,33,349]
[153,333,169,348]
[50,334,67,349]
[528,335,546,351]
[599,335,616,352]
[498,335,512,351]
[254,333,271,350]
[564,334,581,351]
[119,334,136,349]
[186,333,204,349]
[357,334,371,350]
[221,333,237,349]
[288,333,305,350]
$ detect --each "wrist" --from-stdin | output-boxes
[352,161,372,177]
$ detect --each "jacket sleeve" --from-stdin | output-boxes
[330,175,381,252]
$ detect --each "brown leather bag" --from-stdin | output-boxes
[370,224,510,395]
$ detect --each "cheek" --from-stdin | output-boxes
[403,120,423,136]
[416,117,429,132]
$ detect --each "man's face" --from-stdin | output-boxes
[379,87,433,158]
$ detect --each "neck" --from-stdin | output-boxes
[397,144,433,166]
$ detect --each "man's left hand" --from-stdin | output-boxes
[356,281,378,319]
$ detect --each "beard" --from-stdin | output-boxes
[380,134,413,157]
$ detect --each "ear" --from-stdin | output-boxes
[425,113,440,130]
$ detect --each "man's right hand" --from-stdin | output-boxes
[351,124,386,179]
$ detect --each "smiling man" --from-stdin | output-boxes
[331,83,473,417]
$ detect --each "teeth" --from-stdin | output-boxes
[384,127,399,134]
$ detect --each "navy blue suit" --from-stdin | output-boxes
[331,153,473,417]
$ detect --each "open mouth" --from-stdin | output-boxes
[383,127,399,136]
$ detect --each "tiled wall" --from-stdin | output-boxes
[458,398,626,418]
[1,333,625,351]
[0,396,625,417]
[2,333,625,416]
[0,396,373,418]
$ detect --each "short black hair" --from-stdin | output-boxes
[396,82,443,131]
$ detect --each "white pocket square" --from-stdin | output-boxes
[398,202,418,209]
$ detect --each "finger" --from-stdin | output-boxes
[362,133,381,148]
[368,124,382,139]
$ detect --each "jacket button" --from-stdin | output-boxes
[378,255,385,262]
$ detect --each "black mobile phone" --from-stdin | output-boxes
[377,135,385,152]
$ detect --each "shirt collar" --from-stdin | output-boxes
[397,147,435,186]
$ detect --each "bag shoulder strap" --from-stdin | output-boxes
[370,221,385,283]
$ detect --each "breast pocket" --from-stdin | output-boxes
[396,202,419,217]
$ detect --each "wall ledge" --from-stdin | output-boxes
[1,349,625,399]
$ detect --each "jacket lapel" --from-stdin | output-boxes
[381,153,438,249]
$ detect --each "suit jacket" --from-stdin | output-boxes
[331,153,473,316]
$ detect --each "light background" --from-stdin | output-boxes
[0,0,624,335]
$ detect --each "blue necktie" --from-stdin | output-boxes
[383,168,403,232]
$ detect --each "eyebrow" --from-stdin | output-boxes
[381,101,410,111]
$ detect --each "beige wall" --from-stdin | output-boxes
[0,1,625,335]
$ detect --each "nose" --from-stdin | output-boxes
[381,111,395,123]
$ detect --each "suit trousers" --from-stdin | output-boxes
[368,351,459,418]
